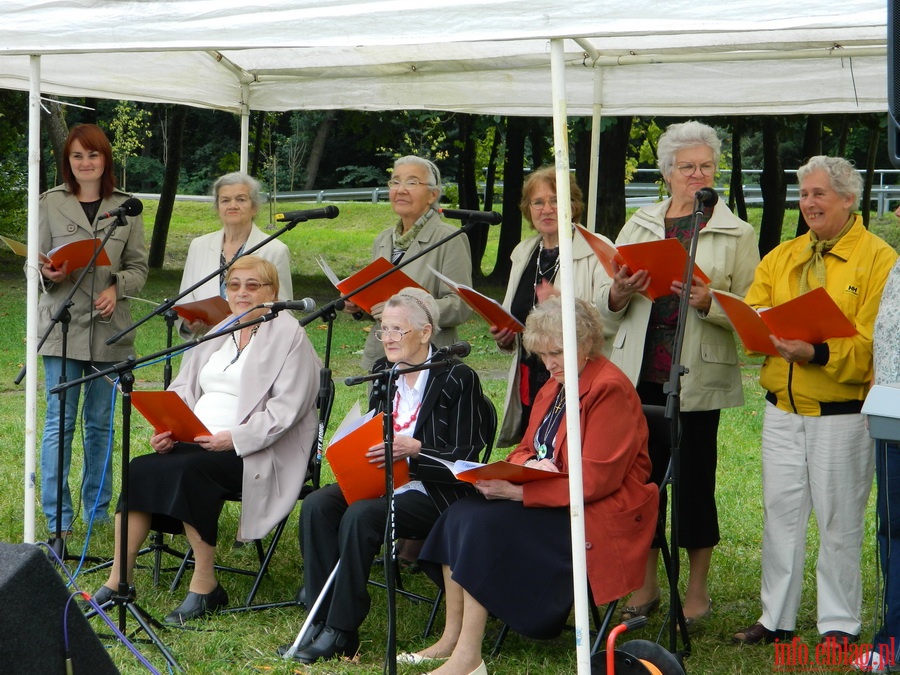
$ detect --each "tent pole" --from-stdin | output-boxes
[239,83,250,174]
[587,68,603,231]
[550,38,591,675]
[24,55,41,544]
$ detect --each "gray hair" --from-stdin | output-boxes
[385,287,441,335]
[797,155,864,210]
[393,155,443,202]
[522,297,605,359]
[657,121,723,180]
[212,172,263,211]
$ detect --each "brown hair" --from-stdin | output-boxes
[519,166,585,226]
[61,124,116,199]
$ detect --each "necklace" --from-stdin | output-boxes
[533,240,560,305]
[535,387,566,460]
[392,391,422,433]
[225,325,259,371]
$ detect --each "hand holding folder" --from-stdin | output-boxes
[420,454,566,484]
[131,391,211,443]
[711,287,858,356]
[1,235,111,271]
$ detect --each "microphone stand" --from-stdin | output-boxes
[105,215,310,346]
[346,355,455,675]
[15,211,129,560]
[659,194,709,656]
[59,308,290,671]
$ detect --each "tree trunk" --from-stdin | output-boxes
[249,112,266,177]
[303,111,336,190]
[758,117,786,257]
[483,122,503,211]
[148,105,187,269]
[862,114,880,228]
[455,114,488,278]
[595,117,632,240]
[488,116,526,282]
[42,101,68,187]
[794,115,824,236]
[573,121,591,224]
[728,118,747,222]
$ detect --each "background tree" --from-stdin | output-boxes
[148,105,187,269]
[107,100,152,190]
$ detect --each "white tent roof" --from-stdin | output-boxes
[0,0,888,116]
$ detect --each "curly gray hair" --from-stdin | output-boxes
[797,155,864,210]
[656,121,722,182]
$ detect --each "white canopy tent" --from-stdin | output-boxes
[2,1,888,671]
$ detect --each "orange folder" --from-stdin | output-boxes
[319,256,423,315]
[326,411,410,504]
[420,455,566,484]
[131,390,211,443]
[576,226,709,301]
[430,267,523,333]
[174,295,231,326]
[1,235,111,270]
[711,287,858,356]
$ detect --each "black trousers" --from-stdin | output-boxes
[299,483,440,632]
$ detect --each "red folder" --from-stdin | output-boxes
[430,267,523,333]
[711,287,858,356]
[336,257,424,315]
[576,226,709,301]
[174,296,231,326]
[131,390,211,443]
[326,412,410,504]
[455,460,566,484]
[0,235,111,270]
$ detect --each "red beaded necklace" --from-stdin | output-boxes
[392,392,422,433]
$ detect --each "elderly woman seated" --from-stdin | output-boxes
[409,297,658,675]
[94,255,321,623]
[283,288,492,665]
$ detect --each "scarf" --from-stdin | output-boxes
[797,216,855,294]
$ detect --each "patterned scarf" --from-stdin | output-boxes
[392,208,434,261]
[797,216,855,294]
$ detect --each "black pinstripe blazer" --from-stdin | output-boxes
[369,356,492,514]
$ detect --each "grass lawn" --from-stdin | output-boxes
[0,201,894,673]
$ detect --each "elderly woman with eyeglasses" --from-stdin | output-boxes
[342,156,472,370]
[283,288,492,665]
[490,165,613,448]
[597,120,759,626]
[94,256,320,624]
[178,171,293,336]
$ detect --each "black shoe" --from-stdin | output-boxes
[289,625,360,664]
[91,584,136,606]
[296,586,307,608]
[164,584,229,624]
[818,630,860,658]
[733,622,793,645]
[819,630,860,644]
[276,623,325,657]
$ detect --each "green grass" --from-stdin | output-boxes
[0,203,891,674]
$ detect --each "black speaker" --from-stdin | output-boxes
[889,0,900,167]
[0,543,119,674]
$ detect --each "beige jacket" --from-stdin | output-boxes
[496,231,613,447]
[597,198,759,412]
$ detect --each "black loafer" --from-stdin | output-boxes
[91,584,136,606]
[164,584,229,624]
[289,625,360,664]
[277,623,324,658]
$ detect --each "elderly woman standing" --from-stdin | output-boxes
[94,256,320,623]
[178,172,292,335]
[598,121,759,625]
[734,156,897,648]
[285,289,491,665]
[343,156,472,370]
[38,123,148,535]
[409,298,657,675]
[491,165,612,447]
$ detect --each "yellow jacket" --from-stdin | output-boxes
[744,215,897,416]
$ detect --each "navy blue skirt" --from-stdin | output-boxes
[419,495,573,639]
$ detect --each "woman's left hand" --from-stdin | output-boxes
[671,275,712,313]
[194,431,235,452]
[94,285,118,319]
[366,435,422,468]
[475,479,524,501]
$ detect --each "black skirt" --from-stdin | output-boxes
[419,495,573,639]
[118,443,243,546]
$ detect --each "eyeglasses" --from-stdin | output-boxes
[675,163,717,177]
[373,328,413,342]
[225,280,271,292]
[529,197,558,210]
[387,178,434,190]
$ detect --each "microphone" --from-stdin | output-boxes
[99,197,143,220]
[262,298,317,312]
[274,205,340,222]
[438,208,502,225]
[432,341,471,359]
[694,188,718,207]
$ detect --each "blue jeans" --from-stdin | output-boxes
[874,440,900,661]
[40,356,115,532]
